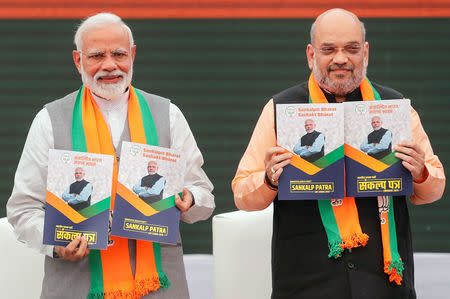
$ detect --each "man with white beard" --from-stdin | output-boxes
[7,13,215,299]
[62,167,93,211]
[293,119,325,163]
[360,116,393,160]
[133,161,166,204]
[232,8,444,298]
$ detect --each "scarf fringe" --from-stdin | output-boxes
[328,233,369,259]
[384,259,404,285]
[87,293,105,299]
[342,233,369,250]
[106,290,138,299]
[135,275,163,297]
[158,272,171,289]
[327,240,344,259]
[88,290,136,299]
[87,275,166,299]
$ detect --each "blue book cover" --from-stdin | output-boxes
[111,142,183,245]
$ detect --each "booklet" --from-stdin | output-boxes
[344,99,413,197]
[43,150,114,249]
[111,142,184,245]
[276,103,345,200]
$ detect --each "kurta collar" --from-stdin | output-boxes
[91,88,130,112]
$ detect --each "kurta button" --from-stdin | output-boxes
[347,262,355,269]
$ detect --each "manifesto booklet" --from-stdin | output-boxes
[344,99,413,197]
[276,103,345,200]
[43,150,114,249]
[111,142,183,245]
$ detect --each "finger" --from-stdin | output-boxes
[272,152,293,164]
[395,141,425,156]
[394,145,417,157]
[401,160,414,172]
[267,168,280,186]
[55,246,63,258]
[396,140,415,148]
[182,188,192,201]
[272,167,284,182]
[177,201,189,213]
[181,189,193,208]
[78,236,89,257]
[272,158,291,173]
[71,236,88,260]
[65,236,81,256]
[395,152,421,168]
[175,201,185,211]
[269,156,291,185]
[265,147,288,166]
[397,153,422,178]
[175,193,182,205]
[175,195,188,212]
[276,158,291,167]
[266,146,287,157]
[401,161,419,178]
[82,244,91,258]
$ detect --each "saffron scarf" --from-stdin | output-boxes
[72,85,170,298]
[308,74,404,285]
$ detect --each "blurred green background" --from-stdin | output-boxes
[0,18,448,253]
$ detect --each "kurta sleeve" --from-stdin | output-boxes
[232,99,278,211]
[7,108,55,257]
[409,107,445,204]
[169,104,215,223]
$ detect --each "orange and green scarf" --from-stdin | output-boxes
[72,85,170,298]
[309,74,404,285]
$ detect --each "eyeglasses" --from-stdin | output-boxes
[315,44,362,56]
[79,49,130,64]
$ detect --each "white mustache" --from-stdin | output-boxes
[94,70,126,81]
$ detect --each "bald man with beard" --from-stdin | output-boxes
[233,8,445,298]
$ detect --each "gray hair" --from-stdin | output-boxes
[371,115,381,121]
[74,12,134,51]
[309,10,366,45]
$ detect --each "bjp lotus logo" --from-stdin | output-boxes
[355,103,366,115]
[61,153,71,164]
[131,144,141,156]
[285,106,296,117]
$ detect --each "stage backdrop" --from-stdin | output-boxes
[0,2,449,253]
